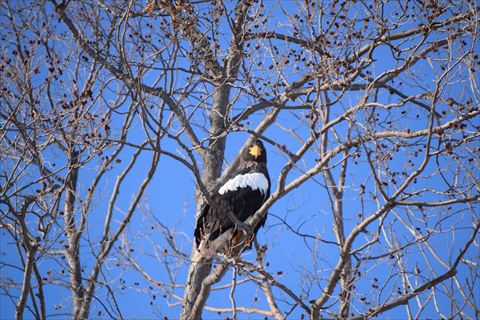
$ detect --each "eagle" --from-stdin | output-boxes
[194,139,270,254]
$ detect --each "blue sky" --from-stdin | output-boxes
[1,0,479,319]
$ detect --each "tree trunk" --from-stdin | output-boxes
[180,86,230,319]
[180,257,212,320]
[180,1,253,316]
[63,150,85,318]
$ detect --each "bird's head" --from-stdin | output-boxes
[245,139,267,163]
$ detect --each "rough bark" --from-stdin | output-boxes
[180,85,231,320]
[62,150,85,318]
[180,1,254,318]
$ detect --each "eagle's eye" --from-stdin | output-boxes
[249,144,262,158]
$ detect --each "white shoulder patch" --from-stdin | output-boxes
[218,172,269,195]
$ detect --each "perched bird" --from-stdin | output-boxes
[194,139,270,253]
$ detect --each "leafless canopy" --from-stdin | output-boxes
[1,0,479,319]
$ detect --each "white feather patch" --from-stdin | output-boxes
[218,172,268,195]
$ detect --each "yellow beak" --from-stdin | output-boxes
[249,145,262,158]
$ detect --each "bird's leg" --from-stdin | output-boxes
[231,229,242,247]
[227,229,242,256]
[225,207,254,239]
[226,228,249,257]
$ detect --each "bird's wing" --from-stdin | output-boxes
[194,202,209,248]
[195,171,270,249]
[194,196,236,247]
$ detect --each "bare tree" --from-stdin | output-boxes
[1,0,479,319]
